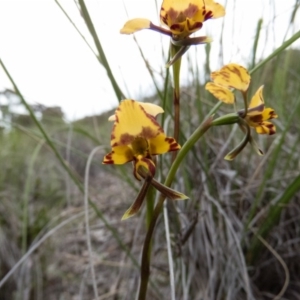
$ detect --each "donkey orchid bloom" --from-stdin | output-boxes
[103,99,184,219]
[205,63,251,103]
[120,0,225,65]
[206,63,278,159]
[121,0,225,39]
[241,86,278,135]
[103,99,180,180]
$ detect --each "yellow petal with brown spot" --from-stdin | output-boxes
[205,82,235,104]
[111,100,163,147]
[204,0,226,19]
[249,85,264,108]
[102,145,134,165]
[255,122,276,135]
[108,102,164,122]
[211,63,251,92]
[149,134,181,155]
[262,107,278,120]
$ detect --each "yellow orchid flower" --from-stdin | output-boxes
[120,0,225,65]
[103,100,186,219]
[160,0,225,39]
[121,0,225,39]
[103,99,180,180]
[205,63,251,103]
[206,63,278,159]
[242,86,278,135]
[206,64,277,135]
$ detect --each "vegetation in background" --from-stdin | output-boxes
[0,1,300,299]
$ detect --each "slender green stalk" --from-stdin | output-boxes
[171,44,182,145]
[146,185,155,229]
[54,0,98,59]
[78,0,125,101]
[21,142,44,254]
[250,30,300,75]
[251,19,263,69]
[137,113,214,300]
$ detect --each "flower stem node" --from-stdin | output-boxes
[212,113,240,126]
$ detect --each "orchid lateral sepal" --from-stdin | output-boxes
[249,135,264,156]
[121,165,188,220]
[224,121,251,161]
[138,166,188,201]
[121,173,152,220]
[150,178,188,201]
[166,45,189,68]
[171,36,212,47]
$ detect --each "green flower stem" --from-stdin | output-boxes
[241,91,248,117]
[146,185,155,228]
[171,44,182,147]
[137,111,215,300]
[211,113,240,126]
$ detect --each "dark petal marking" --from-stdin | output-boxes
[215,88,229,96]
[115,114,119,123]
[249,115,263,123]
[269,110,278,119]
[111,132,116,141]
[266,123,276,134]
[141,126,157,139]
[231,65,249,84]
[204,11,213,21]
[246,103,265,114]
[103,152,114,164]
[187,20,203,31]
[170,23,184,31]
[165,137,180,151]
[162,4,199,26]
[119,133,135,145]
[183,4,199,19]
[139,104,164,133]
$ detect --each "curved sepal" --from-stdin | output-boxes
[121,176,152,220]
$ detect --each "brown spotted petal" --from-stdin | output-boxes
[205,82,235,104]
[111,100,162,148]
[211,63,251,92]
[103,145,134,165]
[160,0,225,38]
[245,87,278,135]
